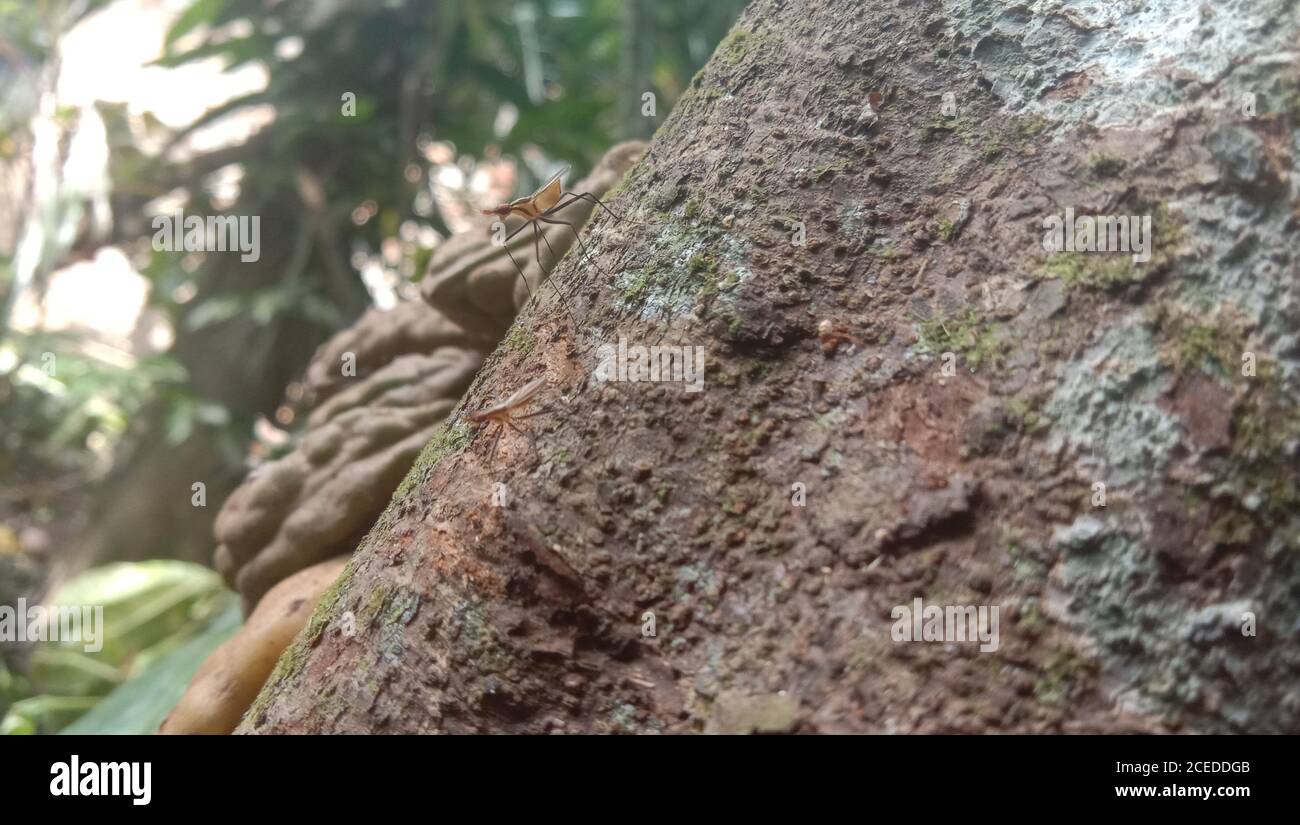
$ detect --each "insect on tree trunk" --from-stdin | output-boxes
[241,0,1300,733]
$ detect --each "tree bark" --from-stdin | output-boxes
[241,0,1300,733]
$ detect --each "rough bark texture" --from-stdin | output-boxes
[242,0,1300,733]
[211,149,639,614]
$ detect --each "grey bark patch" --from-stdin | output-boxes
[705,690,799,734]
[1051,515,1108,553]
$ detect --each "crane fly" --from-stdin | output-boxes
[481,166,622,309]
[467,376,550,466]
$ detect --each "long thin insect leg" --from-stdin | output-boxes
[530,226,595,313]
[506,420,537,456]
[531,220,548,277]
[535,216,609,313]
[497,217,539,297]
[536,216,609,279]
[486,425,503,467]
[532,223,575,325]
[536,224,564,273]
[553,191,624,222]
[502,242,534,300]
[511,406,551,420]
[503,219,532,243]
[535,225,574,301]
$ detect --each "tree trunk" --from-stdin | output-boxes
[81,191,371,570]
[241,0,1300,733]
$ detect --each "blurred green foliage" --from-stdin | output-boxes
[1,560,236,734]
[61,598,242,734]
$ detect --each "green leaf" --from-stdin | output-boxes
[184,295,244,331]
[300,294,343,327]
[153,34,266,70]
[165,397,195,444]
[42,560,230,669]
[27,649,123,698]
[2,696,100,735]
[60,598,242,735]
[157,91,272,150]
[1,563,238,734]
[164,0,227,49]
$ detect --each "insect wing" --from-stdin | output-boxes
[504,377,547,409]
[531,168,566,213]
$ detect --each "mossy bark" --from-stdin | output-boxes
[242,0,1300,733]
